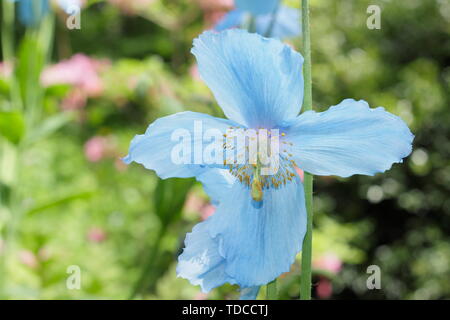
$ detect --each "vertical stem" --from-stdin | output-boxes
[264,5,279,37]
[129,226,167,299]
[300,0,314,300]
[1,0,14,61]
[247,15,256,33]
[1,0,22,111]
[0,0,16,298]
[266,279,277,300]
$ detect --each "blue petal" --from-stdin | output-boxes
[123,111,238,179]
[15,0,50,26]
[215,9,245,31]
[255,6,301,39]
[286,99,414,177]
[196,169,236,206]
[235,0,279,15]
[240,286,260,300]
[193,30,304,128]
[209,178,306,287]
[177,178,306,293]
[57,0,81,14]
[177,219,236,292]
[177,220,259,298]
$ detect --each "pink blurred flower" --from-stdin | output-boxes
[0,62,13,78]
[41,54,106,109]
[184,193,205,213]
[62,88,87,110]
[200,204,216,220]
[197,0,233,11]
[84,135,120,163]
[194,292,209,300]
[316,277,333,299]
[196,0,234,27]
[19,250,38,269]
[313,253,342,274]
[41,54,104,94]
[84,136,108,162]
[38,247,51,262]
[114,158,128,172]
[189,64,201,82]
[87,227,107,243]
[184,192,216,220]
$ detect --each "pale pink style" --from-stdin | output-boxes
[295,167,304,182]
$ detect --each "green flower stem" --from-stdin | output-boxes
[0,0,16,297]
[0,10,55,297]
[300,0,314,300]
[247,16,256,33]
[1,0,22,111]
[129,226,167,299]
[264,5,280,38]
[266,279,277,300]
[1,0,14,62]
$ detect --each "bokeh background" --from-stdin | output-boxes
[0,0,449,299]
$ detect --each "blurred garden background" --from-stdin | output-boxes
[0,0,449,299]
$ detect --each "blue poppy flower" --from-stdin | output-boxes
[56,0,82,14]
[235,0,279,15]
[124,29,413,299]
[215,0,301,39]
[13,0,50,26]
[11,0,80,26]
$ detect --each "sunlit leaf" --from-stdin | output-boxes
[26,191,95,216]
[0,110,26,145]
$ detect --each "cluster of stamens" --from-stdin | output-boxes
[221,127,298,200]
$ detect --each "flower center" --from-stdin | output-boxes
[222,127,297,201]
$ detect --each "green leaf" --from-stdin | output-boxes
[0,78,10,96]
[25,112,73,145]
[26,191,95,216]
[0,110,25,145]
[44,84,71,98]
[154,178,194,227]
[15,34,45,107]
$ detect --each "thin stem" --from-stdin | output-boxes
[245,14,256,33]
[1,0,22,111]
[128,227,167,299]
[266,279,277,300]
[264,5,280,37]
[300,0,314,300]
[1,0,14,61]
[0,0,16,298]
[0,9,55,298]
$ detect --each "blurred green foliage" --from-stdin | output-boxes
[0,0,448,299]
